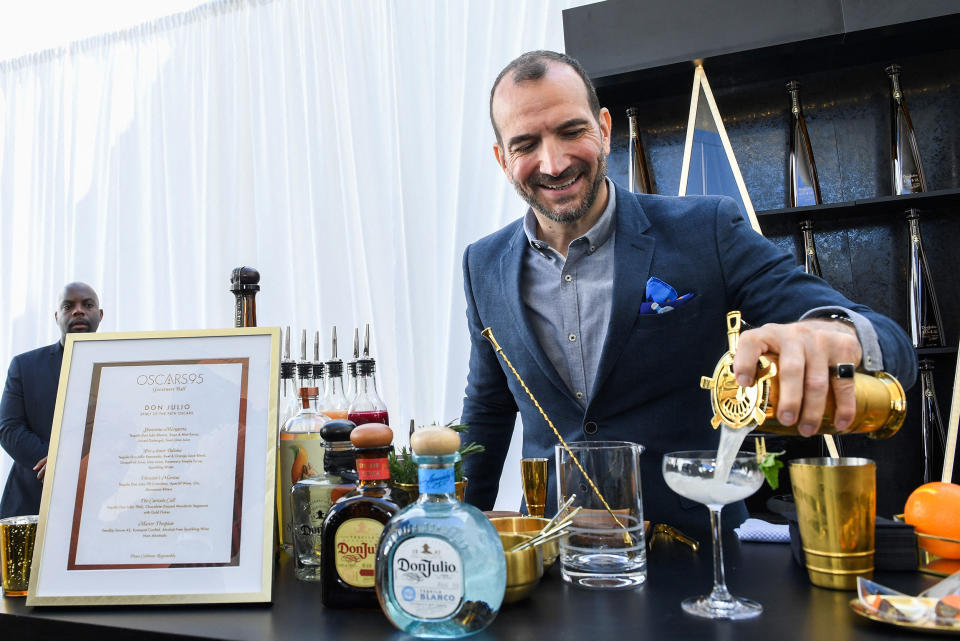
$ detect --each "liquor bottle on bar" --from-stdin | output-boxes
[290,419,359,581]
[918,359,947,484]
[320,423,410,608]
[377,425,506,638]
[626,107,654,194]
[886,64,926,195]
[886,64,946,348]
[348,324,389,426]
[786,81,824,278]
[278,386,330,552]
[279,327,300,429]
[229,266,260,327]
[323,326,350,420]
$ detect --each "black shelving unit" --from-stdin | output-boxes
[563,1,960,517]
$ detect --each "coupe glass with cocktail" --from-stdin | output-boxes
[662,449,764,620]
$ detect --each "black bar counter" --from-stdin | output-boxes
[1,534,940,640]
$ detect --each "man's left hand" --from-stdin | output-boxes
[732,319,861,436]
[34,456,47,482]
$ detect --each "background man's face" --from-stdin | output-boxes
[55,283,103,341]
[491,62,611,224]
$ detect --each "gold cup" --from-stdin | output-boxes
[1,515,38,597]
[489,516,559,569]
[789,458,876,590]
[520,458,548,518]
[499,533,543,603]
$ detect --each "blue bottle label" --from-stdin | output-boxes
[392,536,463,619]
[418,467,455,495]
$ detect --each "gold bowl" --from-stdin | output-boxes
[490,516,559,569]
[499,533,543,603]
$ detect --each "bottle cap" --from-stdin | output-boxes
[279,361,296,379]
[321,419,356,442]
[297,362,313,379]
[325,359,344,378]
[298,387,320,401]
[356,357,376,376]
[411,426,460,456]
[312,362,325,379]
[229,266,260,292]
[350,423,392,448]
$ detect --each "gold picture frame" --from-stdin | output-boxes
[26,328,280,606]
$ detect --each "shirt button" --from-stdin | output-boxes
[589,245,596,253]
[568,334,577,342]
[584,421,598,435]
[575,391,583,399]
[564,274,573,282]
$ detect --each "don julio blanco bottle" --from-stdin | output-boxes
[376,425,506,638]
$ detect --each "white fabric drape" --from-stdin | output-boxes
[0,0,585,509]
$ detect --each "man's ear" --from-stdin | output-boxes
[493,143,512,183]
[599,107,612,155]
[99,309,104,321]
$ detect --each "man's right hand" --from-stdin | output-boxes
[33,456,47,482]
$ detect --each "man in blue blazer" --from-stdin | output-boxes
[460,51,916,531]
[0,282,103,517]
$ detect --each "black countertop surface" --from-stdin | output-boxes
[1,532,942,640]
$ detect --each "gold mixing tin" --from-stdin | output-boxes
[700,312,906,437]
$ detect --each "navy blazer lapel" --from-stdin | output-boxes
[593,189,655,395]
[499,225,574,401]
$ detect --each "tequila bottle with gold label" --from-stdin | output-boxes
[320,423,409,607]
[377,426,505,638]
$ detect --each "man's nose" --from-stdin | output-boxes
[537,137,570,178]
[71,305,85,316]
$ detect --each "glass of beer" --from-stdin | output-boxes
[520,458,548,518]
[1,515,38,597]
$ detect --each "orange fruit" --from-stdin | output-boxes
[904,482,960,559]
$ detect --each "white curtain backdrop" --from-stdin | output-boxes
[0,0,588,509]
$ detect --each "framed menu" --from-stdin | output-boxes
[27,328,280,606]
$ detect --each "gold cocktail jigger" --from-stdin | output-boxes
[789,457,876,590]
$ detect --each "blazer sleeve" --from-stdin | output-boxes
[459,243,519,511]
[712,197,917,388]
[0,355,49,467]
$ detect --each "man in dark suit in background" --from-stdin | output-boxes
[0,282,103,517]
[460,51,916,529]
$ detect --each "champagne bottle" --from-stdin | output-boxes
[229,266,260,327]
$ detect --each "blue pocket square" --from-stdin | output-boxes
[640,277,695,314]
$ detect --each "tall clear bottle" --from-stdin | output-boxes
[278,386,329,552]
[626,107,654,194]
[290,419,359,581]
[786,81,824,278]
[348,325,389,426]
[279,327,300,429]
[377,425,506,638]
[348,358,388,426]
[320,424,410,608]
[323,326,350,420]
[886,64,926,195]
